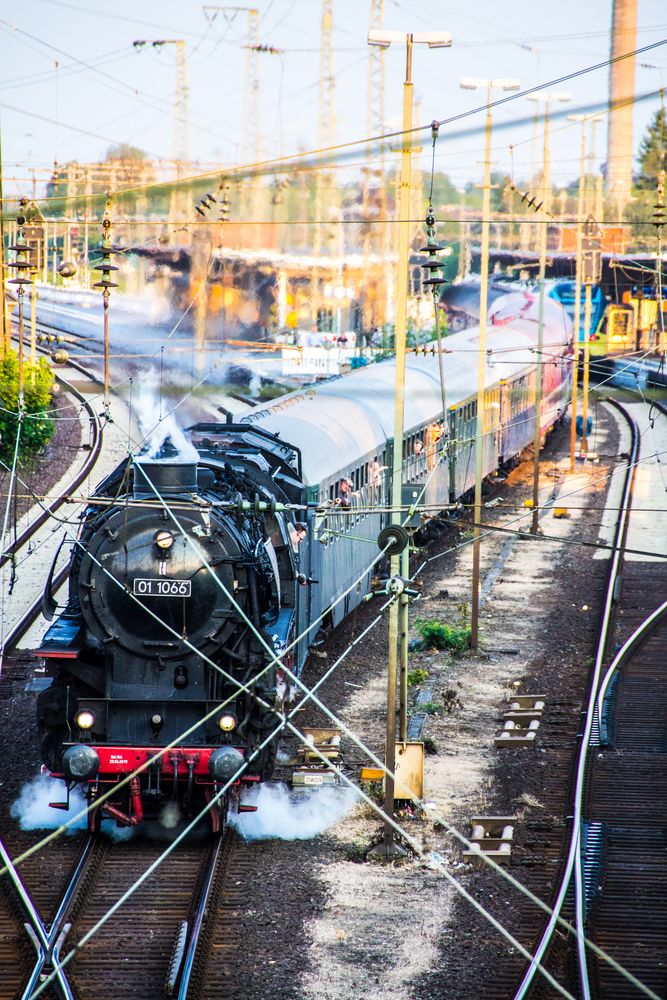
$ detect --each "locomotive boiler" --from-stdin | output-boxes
[37,423,310,831]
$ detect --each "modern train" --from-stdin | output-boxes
[36,288,572,831]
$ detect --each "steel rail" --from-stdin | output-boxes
[1,564,70,651]
[0,835,97,1000]
[511,398,641,1000]
[0,330,104,656]
[595,401,667,740]
[168,833,227,1000]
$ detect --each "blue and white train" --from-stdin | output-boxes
[37,289,571,829]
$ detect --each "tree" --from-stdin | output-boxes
[104,143,147,162]
[0,353,55,460]
[635,106,666,191]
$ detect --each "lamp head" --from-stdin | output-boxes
[368,29,452,48]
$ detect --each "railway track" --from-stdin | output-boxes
[499,398,667,999]
[0,361,103,652]
[0,322,255,1000]
[576,399,667,1000]
[0,826,245,1000]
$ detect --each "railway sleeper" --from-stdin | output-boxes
[463,816,517,866]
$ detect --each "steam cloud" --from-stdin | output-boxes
[10,773,135,841]
[10,773,87,833]
[135,370,199,463]
[230,781,357,841]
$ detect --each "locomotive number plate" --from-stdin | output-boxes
[133,578,192,598]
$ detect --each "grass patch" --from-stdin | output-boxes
[407,667,429,687]
[414,617,472,653]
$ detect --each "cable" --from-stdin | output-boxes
[0,342,656,1000]
[0,411,23,670]
[2,280,664,992]
[9,36,666,208]
[9,408,664,995]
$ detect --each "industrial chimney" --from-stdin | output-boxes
[606,0,637,214]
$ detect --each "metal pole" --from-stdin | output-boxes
[30,282,37,367]
[42,223,48,284]
[17,285,25,409]
[531,99,550,534]
[103,289,110,412]
[580,282,592,454]
[0,123,7,358]
[83,214,89,290]
[569,124,586,471]
[382,33,413,853]
[399,544,409,744]
[470,86,493,649]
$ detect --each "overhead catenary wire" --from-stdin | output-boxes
[0,410,23,671]
[10,483,653,1000]
[1,54,664,992]
[3,304,664,1000]
[5,38,666,209]
[5,404,664,995]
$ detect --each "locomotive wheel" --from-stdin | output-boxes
[377,524,409,556]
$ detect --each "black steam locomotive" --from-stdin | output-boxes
[37,422,311,831]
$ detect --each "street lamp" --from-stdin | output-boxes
[367,27,452,857]
[459,77,520,651]
[567,113,604,470]
[525,91,570,533]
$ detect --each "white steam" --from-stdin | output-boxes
[10,773,135,842]
[10,773,87,833]
[135,370,199,462]
[230,781,357,841]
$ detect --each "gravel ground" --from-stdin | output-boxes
[197,407,619,1000]
[0,403,622,1000]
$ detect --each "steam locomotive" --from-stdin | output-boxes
[36,288,572,831]
[37,427,311,831]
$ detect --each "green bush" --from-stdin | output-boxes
[420,701,441,716]
[407,668,429,688]
[414,617,472,653]
[0,352,55,461]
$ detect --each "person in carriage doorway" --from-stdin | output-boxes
[335,476,353,509]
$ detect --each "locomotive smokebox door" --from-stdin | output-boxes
[77,506,242,657]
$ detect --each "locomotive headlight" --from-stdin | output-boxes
[154,529,174,550]
[218,713,237,732]
[75,709,96,730]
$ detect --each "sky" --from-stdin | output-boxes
[1,0,666,201]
